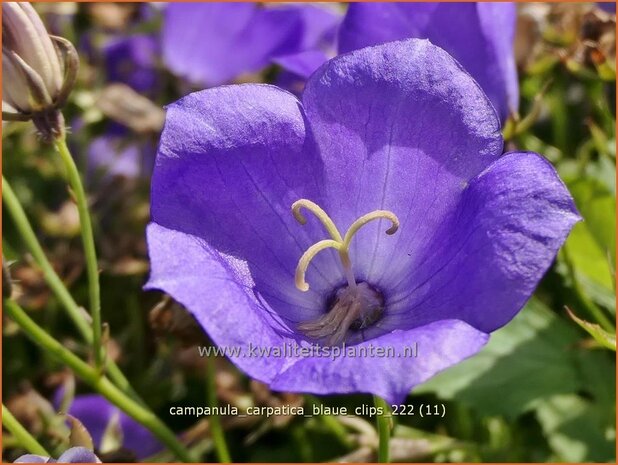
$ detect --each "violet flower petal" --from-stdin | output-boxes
[271,320,489,404]
[384,152,581,334]
[272,4,341,79]
[13,455,54,463]
[85,125,156,182]
[56,447,100,463]
[103,34,159,94]
[64,395,162,459]
[162,3,301,86]
[284,4,340,52]
[274,50,330,81]
[598,2,616,13]
[147,223,297,381]
[150,84,341,321]
[162,3,341,87]
[338,3,518,120]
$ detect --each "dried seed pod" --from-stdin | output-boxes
[2,3,79,141]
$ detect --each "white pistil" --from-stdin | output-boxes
[291,199,399,345]
[340,252,357,291]
[291,199,399,293]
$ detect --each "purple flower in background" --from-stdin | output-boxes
[78,3,161,94]
[68,119,154,184]
[598,2,616,14]
[339,2,519,121]
[162,3,341,87]
[272,5,341,79]
[86,127,154,181]
[80,33,159,95]
[14,447,101,463]
[72,34,160,184]
[61,394,162,460]
[87,135,141,179]
[77,30,160,181]
[146,40,579,403]
[102,34,159,94]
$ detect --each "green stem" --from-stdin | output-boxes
[2,403,50,457]
[205,357,231,463]
[4,299,195,463]
[306,396,352,448]
[291,423,313,462]
[2,177,90,339]
[2,177,141,403]
[53,137,102,371]
[374,396,391,463]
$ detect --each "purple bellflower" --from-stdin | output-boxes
[271,4,341,80]
[87,134,143,180]
[14,447,101,463]
[162,3,340,87]
[76,4,160,182]
[86,126,155,181]
[338,2,519,121]
[101,34,159,95]
[79,31,159,180]
[60,394,163,460]
[78,2,160,95]
[598,2,616,14]
[146,40,579,404]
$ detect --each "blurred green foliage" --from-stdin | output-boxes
[2,3,616,463]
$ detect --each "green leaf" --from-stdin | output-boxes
[586,155,616,195]
[573,347,616,427]
[561,221,615,311]
[569,178,616,264]
[415,298,612,420]
[535,394,615,462]
[566,308,616,350]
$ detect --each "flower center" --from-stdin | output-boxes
[291,199,399,345]
[298,282,385,346]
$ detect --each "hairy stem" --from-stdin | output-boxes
[305,396,353,448]
[4,299,195,463]
[2,403,50,457]
[2,176,141,403]
[374,395,391,463]
[206,357,231,463]
[53,136,103,371]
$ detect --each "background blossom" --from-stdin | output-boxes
[339,2,519,120]
[162,3,341,87]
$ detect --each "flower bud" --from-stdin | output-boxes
[2,2,78,141]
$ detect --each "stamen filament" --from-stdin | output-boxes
[292,199,400,292]
[295,239,342,292]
